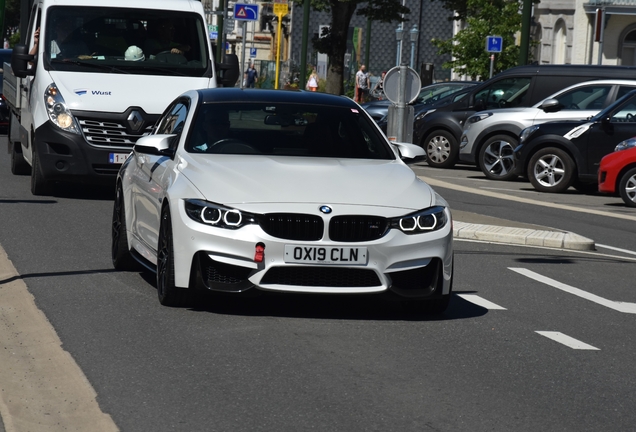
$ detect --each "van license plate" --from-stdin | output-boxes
[109,153,131,164]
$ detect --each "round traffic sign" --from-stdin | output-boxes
[383,66,421,105]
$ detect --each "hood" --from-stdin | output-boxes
[180,155,434,211]
[49,71,212,114]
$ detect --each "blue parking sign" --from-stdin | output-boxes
[486,36,503,53]
[249,48,257,58]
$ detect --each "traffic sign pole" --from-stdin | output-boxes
[489,54,495,79]
[274,12,283,89]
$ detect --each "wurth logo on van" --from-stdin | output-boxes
[74,89,112,96]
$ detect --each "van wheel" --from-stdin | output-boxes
[30,147,53,196]
[10,142,31,175]
[424,130,458,168]
[619,167,636,207]
[478,135,518,181]
[528,147,575,193]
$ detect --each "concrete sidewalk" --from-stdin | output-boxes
[452,210,595,251]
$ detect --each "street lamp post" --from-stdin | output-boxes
[395,24,404,66]
[409,25,419,69]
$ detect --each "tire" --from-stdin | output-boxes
[423,130,458,168]
[157,206,189,307]
[112,185,140,271]
[619,167,636,207]
[30,146,53,196]
[10,142,31,176]
[478,135,518,181]
[527,147,575,193]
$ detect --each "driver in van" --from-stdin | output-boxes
[144,19,190,57]
[30,18,93,60]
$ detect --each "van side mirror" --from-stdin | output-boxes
[539,98,561,113]
[11,44,35,78]
[216,54,240,88]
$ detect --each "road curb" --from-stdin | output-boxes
[453,221,595,251]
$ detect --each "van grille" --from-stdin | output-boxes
[77,118,153,148]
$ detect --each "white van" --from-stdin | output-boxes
[6,0,239,195]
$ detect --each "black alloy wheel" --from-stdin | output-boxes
[424,130,458,168]
[157,206,189,307]
[111,185,139,271]
[478,135,518,181]
[528,147,575,193]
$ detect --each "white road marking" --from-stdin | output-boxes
[596,243,636,257]
[419,174,636,222]
[535,331,600,350]
[456,294,507,310]
[509,267,636,314]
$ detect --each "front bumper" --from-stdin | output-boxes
[171,201,454,300]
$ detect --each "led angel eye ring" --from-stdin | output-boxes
[399,216,417,232]
[201,207,222,225]
[224,209,242,226]
[417,214,437,230]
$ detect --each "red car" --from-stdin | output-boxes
[598,138,636,207]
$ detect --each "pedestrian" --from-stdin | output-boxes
[246,63,258,88]
[355,64,370,103]
[306,67,319,92]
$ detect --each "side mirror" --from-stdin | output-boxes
[11,44,35,78]
[474,98,486,111]
[392,141,426,160]
[133,134,176,157]
[216,54,240,88]
[539,98,561,113]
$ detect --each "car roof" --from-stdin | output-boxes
[196,88,358,107]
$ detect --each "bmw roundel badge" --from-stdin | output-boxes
[319,205,332,214]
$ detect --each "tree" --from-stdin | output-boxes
[432,0,525,80]
[309,0,409,95]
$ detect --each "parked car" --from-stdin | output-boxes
[460,79,636,181]
[411,64,636,168]
[513,90,636,193]
[598,138,636,207]
[360,81,478,123]
[112,88,454,312]
[0,48,12,134]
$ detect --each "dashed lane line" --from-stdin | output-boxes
[509,267,636,314]
[456,294,507,310]
[535,331,600,350]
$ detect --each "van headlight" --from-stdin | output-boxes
[391,206,448,234]
[44,84,80,134]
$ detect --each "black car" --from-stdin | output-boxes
[361,81,478,123]
[0,48,12,134]
[512,89,636,193]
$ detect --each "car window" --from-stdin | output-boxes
[617,85,636,100]
[555,85,611,110]
[610,99,636,123]
[473,77,532,109]
[156,99,189,148]
[186,102,395,160]
[416,83,474,105]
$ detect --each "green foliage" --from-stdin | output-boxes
[432,0,525,80]
[9,32,20,48]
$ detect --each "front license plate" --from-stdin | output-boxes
[109,152,131,164]
[284,245,368,265]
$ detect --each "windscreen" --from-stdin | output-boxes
[186,102,396,160]
[43,7,210,77]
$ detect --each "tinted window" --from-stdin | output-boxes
[474,77,531,109]
[156,99,189,149]
[617,85,636,99]
[555,85,611,110]
[186,102,395,160]
[610,99,636,123]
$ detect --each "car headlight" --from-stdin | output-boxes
[519,125,539,144]
[44,84,80,134]
[415,109,435,121]
[467,112,493,124]
[615,137,636,152]
[184,199,257,229]
[390,206,447,234]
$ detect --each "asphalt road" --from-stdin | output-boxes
[1,141,636,431]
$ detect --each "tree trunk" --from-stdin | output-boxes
[325,0,357,95]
